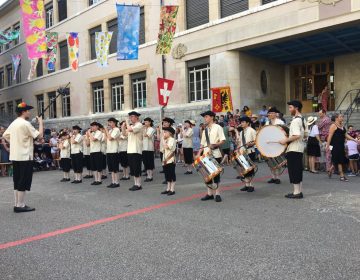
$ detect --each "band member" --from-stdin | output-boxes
[198,111,226,202]
[161,127,177,195]
[104,118,121,188]
[70,125,83,183]
[87,122,104,185]
[279,100,306,199]
[181,120,194,174]
[119,121,130,180]
[265,107,284,184]
[237,116,257,192]
[99,124,108,179]
[126,111,143,191]
[142,117,156,182]
[59,131,71,182]
[3,102,43,213]
[82,129,92,179]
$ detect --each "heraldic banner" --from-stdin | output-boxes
[211,86,233,113]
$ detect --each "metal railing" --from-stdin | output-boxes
[335,88,360,127]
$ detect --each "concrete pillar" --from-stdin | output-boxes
[210,51,241,111]
[209,0,220,21]
[249,0,261,9]
[103,78,111,113]
[176,0,186,32]
[123,74,132,110]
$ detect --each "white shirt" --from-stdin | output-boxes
[287,116,305,153]
[182,127,193,148]
[162,137,176,165]
[50,137,59,153]
[83,137,90,156]
[265,118,284,126]
[90,130,103,153]
[106,127,120,154]
[308,125,319,137]
[143,126,155,151]
[346,140,358,156]
[127,122,143,154]
[71,134,83,154]
[200,123,226,158]
[60,139,71,159]
[118,133,128,152]
[238,127,257,154]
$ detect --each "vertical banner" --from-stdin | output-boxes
[27,58,39,80]
[95,32,113,67]
[157,78,174,107]
[45,32,58,71]
[156,6,179,55]
[11,54,22,80]
[211,86,233,113]
[20,0,46,59]
[116,4,140,60]
[67,32,79,71]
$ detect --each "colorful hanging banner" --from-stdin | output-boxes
[116,4,140,60]
[67,32,79,71]
[20,0,46,59]
[11,54,22,81]
[157,78,174,107]
[45,32,58,71]
[211,86,233,113]
[156,6,179,55]
[0,30,20,45]
[95,32,113,67]
[27,58,39,80]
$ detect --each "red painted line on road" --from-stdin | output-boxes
[0,175,271,250]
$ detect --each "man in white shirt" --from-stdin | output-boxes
[118,121,130,180]
[3,102,43,213]
[104,118,121,188]
[70,125,83,184]
[126,111,143,191]
[181,120,194,174]
[142,117,156,182]
[87,122,104,185]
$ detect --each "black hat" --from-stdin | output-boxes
[287,100,303,110]
[144,117,153,123]
[16,102,34,112]
[72,125,82,131]
[59,131,68,137]
[184,120,191,125]
[90,122,99,127]
[108,117,118,123]
[200,110,216,117]
[162,117,175,125]
[268,107,280,114]
[98,123,104,129]
[128,111,141,117]
[163,127,175,135]
[239,116,252,123]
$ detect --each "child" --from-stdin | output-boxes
[161,127,177,196]
[59,131,71,182]
[346,134,359,176]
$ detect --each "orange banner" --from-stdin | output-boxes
[211,86,233,113]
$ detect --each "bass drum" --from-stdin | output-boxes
[256,125,287,158]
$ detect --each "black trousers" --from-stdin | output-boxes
[13,161,33,191]
[163,163,176,182]
[286,152,303,184]
[71,153,83,173]
[128,153,142,177]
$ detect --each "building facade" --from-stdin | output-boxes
[0,0,359,128]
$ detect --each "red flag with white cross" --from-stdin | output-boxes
[157,77,174,107]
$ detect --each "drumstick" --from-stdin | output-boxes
[266,141,281,144]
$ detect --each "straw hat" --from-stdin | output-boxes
[307,116,317,126]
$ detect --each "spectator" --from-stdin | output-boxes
[250,115,260,130]
[345,133,359,176]
[0,132,10,176]
[192,121,201,156]
[34,153,47,170]
[258,105,268,125]
[243,106,252,117]
[306,116,321,173]
[49,132,59,169]
[348,125,356,138]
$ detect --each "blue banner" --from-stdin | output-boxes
[117,5,140,60]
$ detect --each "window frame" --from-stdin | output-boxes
[0,70,4,89]
[110,77,124,111]
[107,18,118,54]
[7,101,14,116]
[89,25,102,60]
[13,22,20,45]
[59,40,69,69]
[36,94,45,117]
[6,64,13,87]
[48,91,57,119]
[45,2,54,28]
[187,61,211,103]
[131,72,147,109]
[92,82,104,113]
[61,90,71,117]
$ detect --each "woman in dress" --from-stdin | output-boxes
[326,113,359,181]
[319,84,330,111]
[0,136,10,176]
[192,122,201,157]
[306,116,321,173]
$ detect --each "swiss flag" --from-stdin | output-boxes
[157,78,174,107]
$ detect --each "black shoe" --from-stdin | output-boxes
[108,183,120,188]
[267,178,276,184]
[144,178,153,182]
[162,180,167,185]
[60,178,68,182]
[274,179,281,184]
[201,195,214,201]
[285,193,303,199]
[240,186,249,191]
[161,190,170,194]
[74,180,82,184]
[159,170,164,174]
[167,191,175,196]
[101,175,107,179]
[107,183,114,188]
[247,187,255,192]
[83,175,92,179]
[236,176,242,180]
[121,177,130,180]
[129,185,142,191]
[14,205,35,213]
[71,180,77,184]
[215,195,222,202]
[93,181,102,185]
[184,171,193,175]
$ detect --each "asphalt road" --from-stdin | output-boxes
[0,161,359,280]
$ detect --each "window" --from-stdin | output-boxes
[13,22,20,45]
[131,72,146,109]
[188,57,211,102]
[220,0,248,18]
[107,18,118,54]
[36,58,43,77]
[89,0,101,6]
[45,3,54,28]
[92,81,104,113]
[0,70,4,89]
[4,28,11,50]
[59,40,69,69]
[62,90,71,117]
[89,25,102,60]
[58,0,67,22]
[186,0,209,29]
[48,91,57,118]
[7,101,14,116]
[16,63,21,84]
[262,0,277,4]
[0,45,3,54]
[110,77,124,111]
[36,95,44,116]
[139,6,145,44]
[0,103,5,117]
[6,64,13,87]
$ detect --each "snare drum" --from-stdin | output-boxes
[193,152,223,187]
[266,154,287,175]
[231,150,256,177]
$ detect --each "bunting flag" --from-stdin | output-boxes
[20,0,46,59]
[0,30,20,45]
[157,78,174,106]
[156,6,179,55]
[211,86,233,113]
[11,54,22,80]
[45,32,58,71]
[95,32,113,67]
[67,32,79,71]
[116,5,140,60]
[27,58,39,80]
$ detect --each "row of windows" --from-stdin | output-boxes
[36,91,71,119]
[0,99,22,117]
[0,63,21,89]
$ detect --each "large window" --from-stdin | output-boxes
[89,25,102,60]
[107,19,118,54]
[48,91,57,118]
[188,57,211,102]
[139,6,145,44]
[62,90,71,117]
[110,77,124,111]
[92,81,104,113]
[45,3,54,28]
[186,0,209,29]
[220,0,248,18]
[36,94,44,117]
[7,101,14,116]
[58,0,67,22]
[0,103,5,117]
[0,70,4,89]
[36,58,43,77]
[13,22,20,45]
[6,64,12,87]
[131,72,146,109]
[16,63,21,84]
[59,40,69,69]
